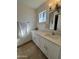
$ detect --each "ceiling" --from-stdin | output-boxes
[18,0,48,9]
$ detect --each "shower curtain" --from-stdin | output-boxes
[17,21,27,38]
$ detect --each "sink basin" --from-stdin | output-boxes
[39,31,60,39]
[43,32,57,38]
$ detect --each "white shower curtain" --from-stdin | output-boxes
[17,21,27,38]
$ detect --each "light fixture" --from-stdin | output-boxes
[48,0,61,12]
[49,3,52,11]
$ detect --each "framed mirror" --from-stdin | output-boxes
[49,11,60,31]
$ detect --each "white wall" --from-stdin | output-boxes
[17,0,36,46]
[36,1,49,30]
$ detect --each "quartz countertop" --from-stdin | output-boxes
[32,30,61,46]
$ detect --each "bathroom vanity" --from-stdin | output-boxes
[32,4,61,59]
[32,30,61,59]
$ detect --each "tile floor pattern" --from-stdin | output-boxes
[17,41,48,59]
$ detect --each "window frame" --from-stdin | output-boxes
[39,10,47,23]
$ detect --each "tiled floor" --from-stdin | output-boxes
[17,41,48,59]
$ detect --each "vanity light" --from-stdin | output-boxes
[48,0,60,12]
[49,3,52,8]
[49,3,53,11]
[56,0,60,3]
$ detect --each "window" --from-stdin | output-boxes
[39,10,46,23]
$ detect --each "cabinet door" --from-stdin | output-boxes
[32,32,40,48]
[32,33,36,43]
[47,41,60,59]
[39,37,48,57]
[43,38,49,57]
[32,32,35,42]
[34,34,39,47]
[36,34,40,47]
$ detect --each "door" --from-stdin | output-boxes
[39,37,48,57]
[47,41,60,59]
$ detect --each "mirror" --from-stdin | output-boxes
[49,2,61,31]
[49,11,60,31]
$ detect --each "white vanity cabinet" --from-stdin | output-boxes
[46,41,60,59]
[32,32,40,47]
[38,36,48,57]
[39,36,60,59]
[32,31,61,59]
